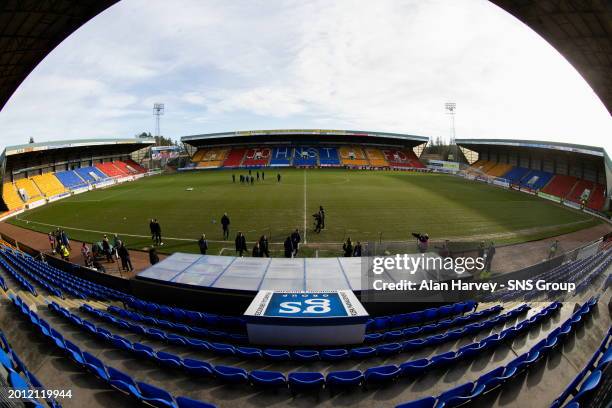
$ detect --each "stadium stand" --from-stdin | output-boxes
[96,162,125,177]
[124,159,147,173]
[541,175,578,198]
[242,147,272,167]
[55,170,88,190]
[269,147,293,166]
[74,166,108,183]
[520,170,554,190]
[31,173,68,197]
[485,163,513,177]
[1,182,23,210]
[587,183,606,210]
[339,146,369,166]
[293,146,318,166]
[365,147,389,167]
[568,179,595,204]
[223,148,247,168]
[112,160,136,175]
[502,166,531,184]
[382,149,425,169]
[14,178,43,203]
[318,147,341,166]
[193,148,229,169]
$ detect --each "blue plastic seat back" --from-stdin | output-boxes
[176,396,217,408]
[137,381,175,407]
[395,396,436,408]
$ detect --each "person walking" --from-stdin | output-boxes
[117,241,133,272]
[290,229,301,257]
[81,242,91,266]
[221,213,230,240]
[102,235,114,263]
[198,234,209,255]
[353,241,362,257]
[48,232,56,253]
[59,243,70,261]
[235,232,247,257]
[232,174,235,183]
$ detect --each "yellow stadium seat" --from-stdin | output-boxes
[194,148,229,168]
[14,178,43,203]
[2,183,24,210]
[31,173,68,197]
[365,148,389,167]
[339,146,370,166]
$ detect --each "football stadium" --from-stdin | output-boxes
[0,1,611,408]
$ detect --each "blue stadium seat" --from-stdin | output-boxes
[288,372,325,395]
[82,352,109,380]
[395,396,436,408]
[292,349,319,361]
[137,381,177,408]
[235,347,263,359]
[263,348,291,361]
[363,365,401,387]
[181,359,213,377]
[176,396,217,408]
[326,370,363,389]
[107,366,141,397]
[321,348,348,361]
[400,358,431,378]
[249,370,287,388]
[213,365,248,384]
[155,351,182,369]
[318,147,340,166]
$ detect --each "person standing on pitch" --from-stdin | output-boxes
[353,241,362,257]
[149,219,156,242]
[262,171,265,181]
[198,234,208,255]
[291,228,301,257]
[235,232,247,257]
[319,205,325,229]
[153,219,163,246]
[343,237,353,257]
[256,171,260,181]
[284,236,293,258]
[277,173,281,183]
[259,235,270,257]
[232,174,235,183]
[252,241,261,257]
[221,213,230,240]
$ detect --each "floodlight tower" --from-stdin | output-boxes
[445,102,457,161]
[153,103,164,137]
[444,102,456,145]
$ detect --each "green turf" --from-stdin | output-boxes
[8,169,601,256]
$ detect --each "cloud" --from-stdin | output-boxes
[0,0,609,154]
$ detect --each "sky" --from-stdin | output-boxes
[0,0,610,152]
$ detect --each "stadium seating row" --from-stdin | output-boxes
[0,329,61,408]
[465,162,607,210]
[10,296,217,408]
[2,160,147,210]
[189,145,425,169]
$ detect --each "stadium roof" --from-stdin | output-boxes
[181,129,430,144]
[456,138,605,157]
[2,137,154,157]
[490,0,612,115]
[0,0,118,111]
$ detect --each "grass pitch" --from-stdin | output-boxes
[9,169,600,256]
